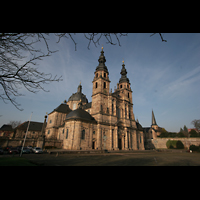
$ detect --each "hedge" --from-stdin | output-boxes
[166,140,184,149]
[189,145,200,152]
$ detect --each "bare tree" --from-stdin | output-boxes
[8,120,21,129]
[191,119,200,133]
[0,33,63,110]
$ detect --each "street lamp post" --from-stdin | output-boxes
[20,112,33,157]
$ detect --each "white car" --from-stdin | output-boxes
[32,147,43,154]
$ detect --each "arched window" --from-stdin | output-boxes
[81,130,85,140]
[104,82,106,89]
[128,92,129,98]
[73,103,76,110]
[95,82,98,88]
[120,85,122,88]
[66,129,68,139]
[62,129,64,134]
[96,73,98,78]
[48,130,50,135]
[104,72,106,78]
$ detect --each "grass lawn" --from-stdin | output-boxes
[22,151,200,166]
[0,157,37,166]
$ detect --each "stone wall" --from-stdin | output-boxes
[151,138,200,149]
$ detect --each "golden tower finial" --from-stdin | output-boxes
[101,45,103,50]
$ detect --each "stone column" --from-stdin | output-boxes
[114,126,119,150]
[139,131,145,150]
[132,130,138,150]
[96,123,102,150]
[128,131,131,149]
[88,124,92,150]
[124,127,128,150]
[129,131,132,150]
[127,104,129,119]
[110,128,113,150]
[122,133,125,150]
[114,100,116,116]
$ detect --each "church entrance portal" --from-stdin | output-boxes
[92,141,96,149]
[118,138,122,150]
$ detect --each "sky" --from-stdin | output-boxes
[1,33,200,132]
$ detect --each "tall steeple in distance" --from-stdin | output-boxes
[151,109,159,139]
[152,110,157,125]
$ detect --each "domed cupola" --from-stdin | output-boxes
[66,100,96,122]
[68,83,88,104]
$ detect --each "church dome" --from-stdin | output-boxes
[66,108,96,122]
[68,83,88,103]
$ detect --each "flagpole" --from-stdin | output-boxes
[20,112,33,157]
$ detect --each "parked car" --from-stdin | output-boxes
[32,147,43,154]
[20,147,31,154]
[8,147,19,154]
[4,146,12,152]
[27,146,33,153]
[17,146,23,152]
[0,147,4,155]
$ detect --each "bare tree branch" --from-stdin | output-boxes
[150,33,167,42]
[0,33,62,111]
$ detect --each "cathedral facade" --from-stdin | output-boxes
[45,47,149,150]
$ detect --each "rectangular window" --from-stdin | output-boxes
[81,130,85,140]
[66,129,68,139]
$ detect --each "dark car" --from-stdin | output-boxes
[20,147,30,154]
[8,147,19,154]
[4,146,12,152]
[0,147,4,155]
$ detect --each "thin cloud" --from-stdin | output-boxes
[162,65,200,99]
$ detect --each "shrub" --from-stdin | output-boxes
[189,129,199,137]
[166,140,172,149]
[189,145,200,151]
[166,140,177,149]
[166,140,184,149]
[176,140,184,149]
[177,132,186,137]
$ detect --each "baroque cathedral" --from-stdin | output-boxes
[45,47,161,150]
